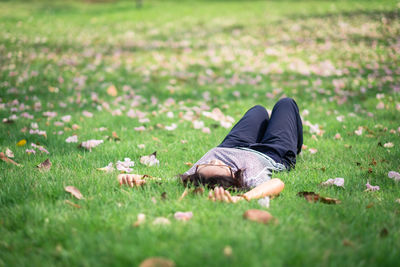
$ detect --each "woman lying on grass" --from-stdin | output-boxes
[119,98,303,203]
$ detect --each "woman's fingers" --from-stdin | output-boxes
[117,174,145,187]
[214,187,220,201]
[127,176,134,187]
[208,190,214,201]
[119,175,126,185]
[224,190,234,203]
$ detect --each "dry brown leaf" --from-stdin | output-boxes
[65,200,81,208]
[380,228,389,238]
[0,152,21,166]
[65,186,84,200]
[342,239,354,247]
[139,257,175,267]
[184,162,193,167]
[243,209,277,224]
[107,85,118,96]
[37,158,51,171]
[297,191,341,204]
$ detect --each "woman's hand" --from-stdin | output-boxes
[118,174,146,187]
[208,187,244,203]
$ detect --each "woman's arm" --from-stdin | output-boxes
[242,178,284,201]
[209,178,284,203]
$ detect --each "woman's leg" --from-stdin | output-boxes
[218,105,269,148]
[249,98,303,170]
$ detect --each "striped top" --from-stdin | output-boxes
[184,147,285,188]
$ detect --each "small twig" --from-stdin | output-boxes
[178,188,189,201]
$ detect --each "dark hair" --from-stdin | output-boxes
[180,169,248,191]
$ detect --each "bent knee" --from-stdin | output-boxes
[276,97,298,108]
[251,105,267,112]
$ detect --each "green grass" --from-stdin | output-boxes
[1,0,400,266]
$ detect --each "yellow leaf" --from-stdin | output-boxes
[17,139,27,146]
[107,85,118,96]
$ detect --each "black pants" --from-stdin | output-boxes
[218,97,303,170]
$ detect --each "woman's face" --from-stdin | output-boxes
[196,159,233,178]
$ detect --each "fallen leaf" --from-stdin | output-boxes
[107,85,118,96]
[82,110,93,118]
[380,228,389,238]
[2,118,14,124]
[116,158,135,173]
[140,151,159,166]
[65,135,78,143]
[334,133,343,140]
[174,211,193,221]
[388,171,400,181]
[65,186,84,200]
[64,200,81,208]
[297,192,341,204]
[133,213,146,227]
[152,217,171,225]
[0,152,21,166]
[72,124,80,130]
[321,178,345,187]
[366,202,374,208]
[383,142,394,148]
[308,148,318,154]
[258,197,270,208]
[342,239,354,247]
[79,139,103,151]
[354,126,363,136]
[134,126,146,132]
[184,162,193,167]
[5,148,14,158]
[365,182,380,192]
[17,139,27,146]
[139,257,175,267]
[97,162,114,172]
[36,158,51,171]
[223,246,233,257]
[243,209,276,224]
[107,131,121,142]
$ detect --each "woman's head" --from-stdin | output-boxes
[180,168,247,191]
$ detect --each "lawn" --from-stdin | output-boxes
[0,0,400,266]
